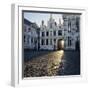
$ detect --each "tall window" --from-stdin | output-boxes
[76,17,80,32]
[70,40,71,46]
[54,38,56,43]
[41,39,44,45]
[28,27,31,32]
[31,38,33,43]
[68,19,71,32]
[55,22,57,26]
[46,31,49,36]
[53,31,56,36]
[46,39,48,45]
[58,30,62,35]
[42,32,45,37]
[50,31,52,36]
[68,37,72,46]
[24,36,25,43]
[68,37,69,46]
[50,39,52,45]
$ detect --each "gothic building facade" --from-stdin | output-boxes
[24,14,80,50]
[39,14,64,50]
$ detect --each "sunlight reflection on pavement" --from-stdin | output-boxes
[24,50,64,77]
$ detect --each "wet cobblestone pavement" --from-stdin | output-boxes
[24,50,64,77]
[61,51,80,75]
[24,50,80,77]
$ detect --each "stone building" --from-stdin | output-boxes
[40,14,64,50]
[63,14,80,50]
[24,18,39,50]
[24,14,80,50]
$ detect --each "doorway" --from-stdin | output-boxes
[57,39,64,50]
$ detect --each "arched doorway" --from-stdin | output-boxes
[57,39,64,50]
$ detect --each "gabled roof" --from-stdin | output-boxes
[24,18,32,25]
[24,18,39,30]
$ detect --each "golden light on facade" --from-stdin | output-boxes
[61,39,64,49]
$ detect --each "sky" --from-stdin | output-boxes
[24,12,63,27]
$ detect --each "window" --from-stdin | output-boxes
[50,39,52,45]
[68,19,71,32]
[54,39,56,43]
[24,36,25,43]
[41,39,44,45]
[55,22,57,26]
[76,17,80,32]
[59,26,61,28]
[46,31,49,36]
[64,29,67,31]
[28,27,31,32]
[53,31,56,36]
[68,37,72,46]
[69,40,71,46]
[42,32,45,37]
[58,30,62,35]
[50,31,52,36]
[68,37,69,46]
[31,38,33,43]
[46,39,48,45]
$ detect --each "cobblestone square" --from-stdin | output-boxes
[24,50,80,77]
